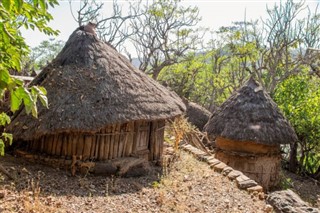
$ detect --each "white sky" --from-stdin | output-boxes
[21,0,320,54]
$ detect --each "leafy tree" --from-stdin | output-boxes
[274,73,320,176]
[159,50,233,110]
[159,21,259,109]
[131,0,202,79]
[9,39,64,76]
[0,0,59,155]
[30,39,64,70]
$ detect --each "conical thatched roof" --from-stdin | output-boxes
[7,29,185,140]
[204,77,297,145]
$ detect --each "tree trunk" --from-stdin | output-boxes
[289,141,298,173]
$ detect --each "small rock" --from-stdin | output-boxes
[236,174,250,183]
[183,175,190,182]
[90,184,95,189]
[212,162,227,172]
[258,192,265,200]
[208,159,221,167]
[227,170,243,180]
[222,166,233,176]
[247,185,263,193]
[202,156,215,162]
[264,204,273,212]
[197,155,213,162]
[237,179,258,189]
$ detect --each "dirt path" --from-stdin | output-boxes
[0,151,268,213]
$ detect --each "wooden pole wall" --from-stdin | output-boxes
[26,120,165,162]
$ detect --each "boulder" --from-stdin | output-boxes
[267,189,319,213]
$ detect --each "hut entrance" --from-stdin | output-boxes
[134,121,150,159]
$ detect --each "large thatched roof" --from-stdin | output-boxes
[203,78,297,145]
[7,29,185,140]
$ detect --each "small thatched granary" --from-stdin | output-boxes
[204,77,297,189]
[182,98,211,130]
[7,28,185,173]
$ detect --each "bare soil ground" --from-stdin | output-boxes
[0,151,269,213]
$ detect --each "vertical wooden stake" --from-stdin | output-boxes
[105,127,110,160]
[99,129,105,160]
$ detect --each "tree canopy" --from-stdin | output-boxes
[0,0,59,155]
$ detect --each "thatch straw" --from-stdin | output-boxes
[7,29,185,140]
[204,77,297,145]
[183,98,211,130]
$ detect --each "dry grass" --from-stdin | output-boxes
[0,176,63,213]
[166,116,210,153]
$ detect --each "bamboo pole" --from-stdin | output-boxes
[61,134,68,157]
[47,135,53,155]
[55,135,62,156]
[118,124,125,158]
[39,136,45,153]
[72,134,78,157]
[99,128,105,160]
[113,124,120,159]
[67,135,72,158]
[132,121,140,155]
[109,125,115,159]
[122,123,129,156]
[90,134,97,159]
[157,120,165,161]
[125,122,134,156]
[94,134,100,160]
[43,135,48,154]
[76,135,85,157]
[52,135,58,155]
[105,126,110,160]
[154,122,160,161]
[83,135,92,160]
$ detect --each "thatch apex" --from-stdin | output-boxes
[7,28,185,141]
[204,77,298,145]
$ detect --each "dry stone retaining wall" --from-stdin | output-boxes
[179,144,264,193]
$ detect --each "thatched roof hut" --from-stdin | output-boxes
[183,98,211,130]
[204,77,297,145]
[204,77,297,189]
[7,28,185,174]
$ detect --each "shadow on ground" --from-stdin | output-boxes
[0,154,163,198]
